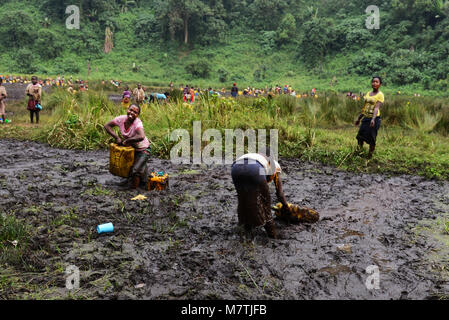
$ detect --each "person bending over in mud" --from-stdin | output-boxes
[231,151,289,239]
[355,76,385,159]
[104,104,152,189]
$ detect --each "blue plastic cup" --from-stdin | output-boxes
[97,223,114,234]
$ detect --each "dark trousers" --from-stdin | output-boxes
[231,159,276,237]
[30,110,40,123]
[130,150,150,178]
[356,117,381,146]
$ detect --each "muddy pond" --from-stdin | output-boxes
[0,138,448,299]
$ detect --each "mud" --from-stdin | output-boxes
[1,83,51,101]
[0,138,448,300]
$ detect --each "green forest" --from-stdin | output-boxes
[2,0,449,94]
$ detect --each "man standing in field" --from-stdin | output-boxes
[231,82,238,98]
[26,76,42,124]
[0,78,7,123]
[133,84,145,105]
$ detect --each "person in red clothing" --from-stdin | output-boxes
[0,78,7,123]
[189,87,195,102]
[231,83,238,98]
[25,76,42,124]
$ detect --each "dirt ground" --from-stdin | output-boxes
[0,138,448,300]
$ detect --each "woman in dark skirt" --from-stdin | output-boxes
[355,76,385,158]
[231,152,289,239]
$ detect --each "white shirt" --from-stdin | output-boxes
[235,153,281,175]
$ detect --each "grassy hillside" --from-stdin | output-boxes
[1,0,449,96]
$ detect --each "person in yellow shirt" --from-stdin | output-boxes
[355,76,384,158]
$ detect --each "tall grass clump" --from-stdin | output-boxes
[33,91,449,154]
[434,106,449,136]
[0,212,30,266]
[137,93,448,163]
[0,213,29,249]
[274,95,297,116]
[41,90,118,150]
[382,96,448,136]
[402,103,442,133]
[339,97,362,123]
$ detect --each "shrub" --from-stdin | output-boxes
[35,29,63,59]
[253,65,267,82]
[185,61,211,78]
[0,213,29,247]
[217,68,228,83]
[14,48,37,73]
[348,51,388,76]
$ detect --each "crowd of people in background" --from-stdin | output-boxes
[0,74,424,104]
[120,83,170,108]
[0,74,90,90]
[346,92,363,101]
[0,74,325,102]
[176,82,321,102]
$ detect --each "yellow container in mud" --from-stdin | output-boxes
[109,143,135,178]
[147,172,169,191]
[272,203,320,223]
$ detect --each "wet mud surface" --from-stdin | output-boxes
[1,138,448,299]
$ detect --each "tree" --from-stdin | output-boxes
[299,17,334,66]
[0,11,38,48]
[162,0,204,44]
[193,0,227,45]
[15,48,37,73]
[217,68,229,83]
[135,13,159,43]
[35,29,63,59]
[391,0,445,28]
[277,13,296,45]
[185,61,211,78]
[118,0,137,13]
[40,0,115,24]
[249,0,288,30]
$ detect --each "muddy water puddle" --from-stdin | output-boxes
[0,139,448,299]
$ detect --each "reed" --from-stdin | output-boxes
[1,90,447,179]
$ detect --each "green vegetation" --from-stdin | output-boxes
[2,0,449,94]
[0,212,29,250]
[0,211,31,277]
[1,88,448,179]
